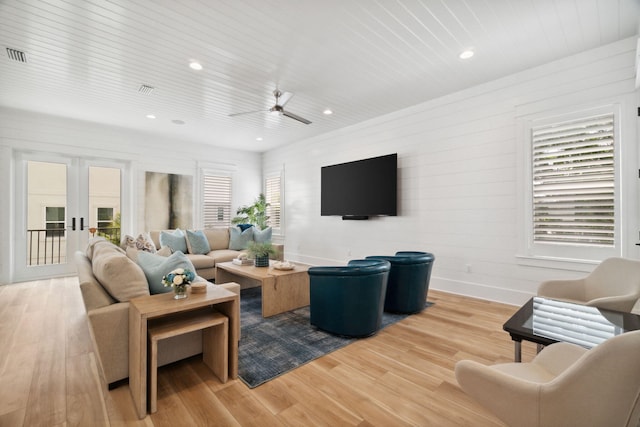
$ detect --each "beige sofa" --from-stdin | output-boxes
[76,237,240,387]
[147,228,284,280]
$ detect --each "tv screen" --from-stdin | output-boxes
[321,153,397,218]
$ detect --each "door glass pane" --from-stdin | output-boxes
[27,161,67,265]
[89,166,121,245]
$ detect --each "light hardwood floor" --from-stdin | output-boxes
[0,277,538,426]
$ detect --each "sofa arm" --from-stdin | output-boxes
[87,302,130,385]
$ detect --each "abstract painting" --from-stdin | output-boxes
[145,172,193,230]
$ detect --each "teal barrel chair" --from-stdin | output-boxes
[308,259,391,337]
[366,251,435,314]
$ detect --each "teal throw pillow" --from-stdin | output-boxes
[253,226,272,244]
[137,250,196,294]
[237,223,253,231]
[229,226,253,250]
[186,229,211,254]
[159,228,187,253]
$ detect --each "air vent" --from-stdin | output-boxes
[138,84,155,95]
[6,47,27,63]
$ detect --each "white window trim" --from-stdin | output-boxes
[264,166,284,237]
[198,164,235,229]
[516,103,629,271]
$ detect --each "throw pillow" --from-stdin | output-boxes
[253,226,272,244]
[126,245,171,262]
[121,233,157,253]
[237,223,253,231]
[186,229,211,255]
[229,226,254,250]
[159,229,187,253]
[91,240,149,301]
[137,250,196,294]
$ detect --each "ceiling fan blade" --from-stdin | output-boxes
[277,91,294,107]
[228,109,267,117]
[282,110,312,125]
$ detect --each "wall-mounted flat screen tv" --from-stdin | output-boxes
[321,153,397,219]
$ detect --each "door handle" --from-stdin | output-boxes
[71,217,76,231]
[80,217,85,231]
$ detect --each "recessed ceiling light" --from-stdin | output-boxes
[189,61,203,70]
[256,137,263,141]
[172,119,185,125]
[459,49,474,60]
[323,109,333,115]
[146,114,156,119]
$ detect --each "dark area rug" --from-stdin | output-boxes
[238,286,432,388]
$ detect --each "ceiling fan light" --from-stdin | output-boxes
[189,61,203,70]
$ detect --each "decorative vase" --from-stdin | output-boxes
[254,255,270,267]
[174,284,188,299]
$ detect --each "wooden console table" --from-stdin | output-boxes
[129,284,239,419]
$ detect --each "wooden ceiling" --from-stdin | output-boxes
[0,0,638,152]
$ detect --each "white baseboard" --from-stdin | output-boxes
[431,277,534,307]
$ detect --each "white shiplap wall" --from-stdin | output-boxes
[263,37,640,306]
[0,110,262,284]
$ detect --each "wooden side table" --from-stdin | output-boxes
[148,309,228,413]
[129,283,239,419]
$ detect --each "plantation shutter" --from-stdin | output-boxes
[203,174,232,228]
[265,175,281,229]
[531,113,614,246]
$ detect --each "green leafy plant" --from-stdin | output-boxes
[232,193,270,230]
[246,241,277,259]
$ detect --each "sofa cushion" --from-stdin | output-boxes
[91,240,150,302]
[186,254,216,269]
[253,226,272,244]
[159,229,188,253]
[202,228,230,250]
[208,249,242,265]
[229,226,253,250]
[186,229,211,255]
[137,250,196,294]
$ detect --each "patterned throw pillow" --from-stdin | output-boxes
[186,229,211,254]
[121,233,157,253]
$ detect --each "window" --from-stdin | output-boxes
[265,174,282,230]
[518,105,622,267]
[45,206,65,238]
[531,113,615,246]
[97,207,114,231]
[202,173,232,228]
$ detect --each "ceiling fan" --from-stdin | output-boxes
[229,89,312,125]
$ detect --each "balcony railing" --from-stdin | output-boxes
[27,227,121,266]
[27,228,66,265]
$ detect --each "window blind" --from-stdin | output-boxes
[202,174,231,228]
[531,113,614,246]
[265,175,281,229]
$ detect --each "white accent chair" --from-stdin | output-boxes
[537,257,640,312]
[455,330,640,427]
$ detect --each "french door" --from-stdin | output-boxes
[14,152,129,282]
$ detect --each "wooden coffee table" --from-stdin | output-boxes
[215,261,310,317]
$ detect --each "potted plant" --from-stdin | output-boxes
[232,193,270,230]
[246,241,277,267]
